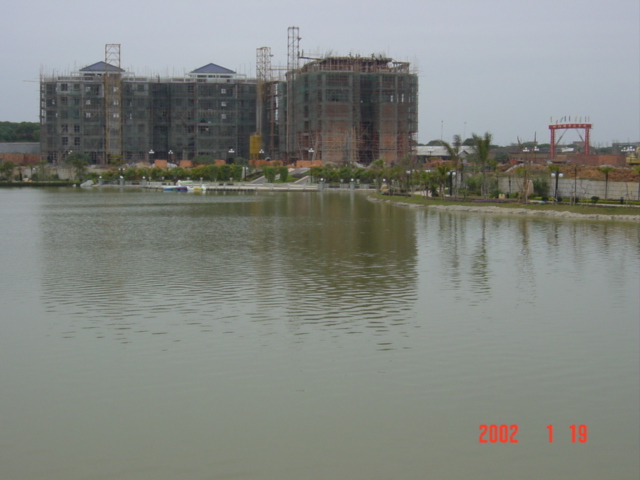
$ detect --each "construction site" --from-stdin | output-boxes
[256,27,418,165]
[40,44,257,165]
[40,29,418,166]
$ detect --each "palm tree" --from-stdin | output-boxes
[597,165,614,199]
[435,164,451,198]
[441,134,463,195]
[472,132,493,198]
[370,158,386,191]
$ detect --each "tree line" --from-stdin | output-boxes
[0,122,40,142]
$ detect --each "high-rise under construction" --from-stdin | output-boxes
[273,54,418,165]
[40,40,418,166]
[40,45,256,164]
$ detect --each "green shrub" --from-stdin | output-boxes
[532,178,549,197]
[590,196,600,204]
[263,166,276,183]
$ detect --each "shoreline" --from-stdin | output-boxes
[368,196,640,223]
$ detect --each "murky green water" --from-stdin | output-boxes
[0,187,638,479]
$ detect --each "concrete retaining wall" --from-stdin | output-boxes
[498,177,640,200]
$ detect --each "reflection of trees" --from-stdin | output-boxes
[514,217,536,305]
[436,212,463,291]
[470,217,490,298]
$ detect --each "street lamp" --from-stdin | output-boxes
[449,170,457,197]
[149,149,155,165]
[308,147,314,160]
[551,171,564,201]
[168,150,173,166]
[228,148,235,165]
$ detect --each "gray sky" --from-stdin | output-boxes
[2,0,638,146]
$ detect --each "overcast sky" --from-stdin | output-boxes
[2,0,638,146]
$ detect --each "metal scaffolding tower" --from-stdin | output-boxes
[286,26,300,159]
[104,44,122,164]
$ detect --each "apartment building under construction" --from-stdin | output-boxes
[264,49,418,165]
[40,45,256,164]
[40,39,418,166]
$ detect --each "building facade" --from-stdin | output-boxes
[40,62,256,164]
[277,56,418,165]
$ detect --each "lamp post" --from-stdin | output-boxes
[228,148,235,165]
[168,150,173,166]
[308,147,314,161]
[551,171,563,201]
[449,170,457,198]
[149,149,155,166]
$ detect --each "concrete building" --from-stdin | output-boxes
[273,54,418,165]
[40,53,256,164]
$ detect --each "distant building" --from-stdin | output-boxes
[276,55,418,165]
[40,59,256,164]
[415,145,475,164]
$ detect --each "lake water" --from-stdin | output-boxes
[0,187,638,480]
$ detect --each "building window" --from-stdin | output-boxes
[221,88,226,94]
[62,137,68,146]
[113,113,119,118]
[61,96,68,105]
[61,125,68,133]
[74,125,80,133]
[86,99,91,105]
[86,112,91,118]
[221,114,227,120]
[61,84,68,92]
[221,102,226,107]
[74,137,81,146]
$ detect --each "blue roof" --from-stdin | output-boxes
[80,61,125,73]
[191,63,235,75]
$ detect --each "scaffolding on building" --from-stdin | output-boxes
[281,53,418,165]
[104,44,122,163]
[40,46,257,165]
